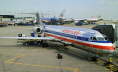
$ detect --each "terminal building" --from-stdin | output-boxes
[0,15,35,26]
[0,15,15,26]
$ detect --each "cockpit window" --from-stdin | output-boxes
[90,37,97,41]
[96,37,105,41]
[90,37,106,41]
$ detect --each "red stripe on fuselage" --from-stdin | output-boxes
[45,33,114,51]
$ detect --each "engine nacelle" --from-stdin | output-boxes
[33,26,43,34]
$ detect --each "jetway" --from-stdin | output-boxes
[92,24,118,47]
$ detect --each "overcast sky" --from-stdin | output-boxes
[0,0,118,19]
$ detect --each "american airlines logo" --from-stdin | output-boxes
[63,30,80,35]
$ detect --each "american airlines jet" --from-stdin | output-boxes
[33,25,115,55]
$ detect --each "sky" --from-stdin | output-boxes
[0,0,118,19]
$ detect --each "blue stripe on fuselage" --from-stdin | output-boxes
[45,30,111,43]
[91,41,112,43]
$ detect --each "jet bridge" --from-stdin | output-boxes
[92,24,118,47]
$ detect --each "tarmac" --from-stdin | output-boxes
[0,25,109,72]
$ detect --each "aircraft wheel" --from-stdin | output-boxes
[37,41,41,46]
[63,46,69,50]
[39,40,48,47]
[41,43,48,47]
[23,42,29,46]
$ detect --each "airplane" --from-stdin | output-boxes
[33,25,115,55]
[74,16,103,25]
[40,17,63,25]
[0,13,115,57]
[39,10,72,25]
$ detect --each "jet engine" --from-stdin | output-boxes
[33,26,43,34]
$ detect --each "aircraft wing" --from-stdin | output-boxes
[0,37,54,40]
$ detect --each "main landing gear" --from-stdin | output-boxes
[22,40,49,47]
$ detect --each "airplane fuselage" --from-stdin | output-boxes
[43,25,115,55]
